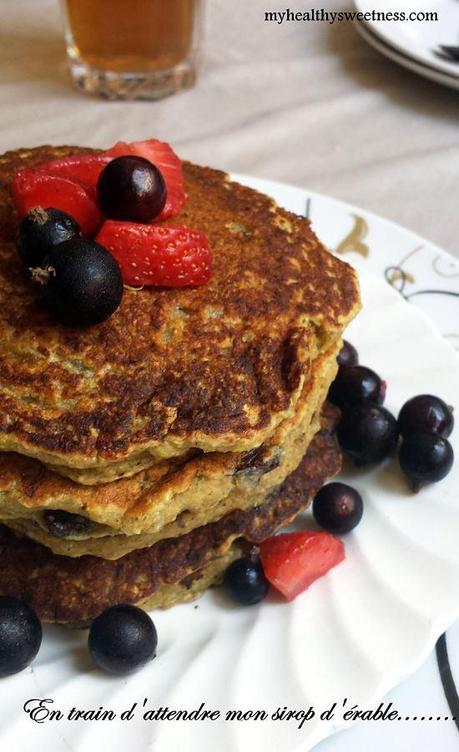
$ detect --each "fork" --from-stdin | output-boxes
[434,45,459,62]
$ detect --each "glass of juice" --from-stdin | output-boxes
[60,0,204,100]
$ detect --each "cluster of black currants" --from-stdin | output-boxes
[222,481,364,607]
[0,597,158,677]
[207,342,456,609]
[17,207,123,326]
[329,340,454,491]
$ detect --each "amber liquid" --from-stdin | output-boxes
[65,0,197,73]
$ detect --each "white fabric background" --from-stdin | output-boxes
[0,0,458,254]
[1,2,459,750]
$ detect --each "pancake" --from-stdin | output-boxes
[0,405,341,624]
[0,347,339,551]
[0,146,360,482]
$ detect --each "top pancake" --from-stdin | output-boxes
[0,145,360,478]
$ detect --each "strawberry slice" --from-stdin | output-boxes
[12,139,185,234]
[12,171,103,237]
[32,154,112,195]
[106,139,186,220]
[96,220,212,287]
[259,531,345,600]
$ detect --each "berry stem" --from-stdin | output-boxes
[30,265,56,285]
[29,206,48,225]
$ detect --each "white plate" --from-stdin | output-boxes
[354,0,459,78]
[354,17,459,91]
[2,178,459,752]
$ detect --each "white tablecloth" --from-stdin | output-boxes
[1,2,459,751]
[1,0,458,255]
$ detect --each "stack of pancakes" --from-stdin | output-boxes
[0,146,360,624]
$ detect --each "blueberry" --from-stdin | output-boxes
[43,509,93,538]
[329,365,386,408]
[337,340,359,368]
[36,238,123,326]
[398,394,454,439]
[399,432,454,491]
[88,604,157,675]
[223,557,269,605]
[0,596,42,676]
[313,482,363,534]
[17,207,81,267]
[97,156,167,223]
[338,404,399,465]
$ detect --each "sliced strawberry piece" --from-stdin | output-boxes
[106,139,186,220]
[32,154,112,194]
[105,141,136,157]
[17,139,186,222]
[259,531,345,600]
[96,220,212,287]
[12,170,103,237]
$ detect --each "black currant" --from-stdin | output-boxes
[42,509,93,538]
[97,156,167,223]
[398,394,454,439]
[313,482,363,534]
[223,557,269,605]
[337,340,359,368]
[0,596,42,676]
[399,432,454,491]
[329,365,386,408]
[88,604,157,675]
[17,207,81,267]
[338,404,399,465]
[36,238,123,326]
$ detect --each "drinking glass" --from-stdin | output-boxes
[60,0,204,100]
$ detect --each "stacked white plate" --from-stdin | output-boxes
[353,0,459,90]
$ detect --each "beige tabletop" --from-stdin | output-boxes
[1,0,458,256]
